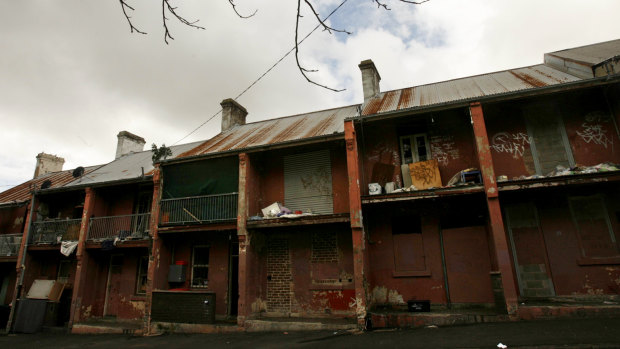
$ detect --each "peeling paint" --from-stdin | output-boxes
[251,297,267,313]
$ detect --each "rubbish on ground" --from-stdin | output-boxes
[497,343,508,348]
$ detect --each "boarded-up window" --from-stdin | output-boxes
[284,150,333,215]
[392,215,427,274]
[569,196,619,259]
[311,231,338,263]
[523,106,574,175]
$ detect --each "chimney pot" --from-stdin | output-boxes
[116,131,146,159]
[34,153,65,178]
[221,98,248,132]
[359,59,381,102]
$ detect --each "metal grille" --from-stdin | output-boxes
[0,233,22,256]
[160,192,238,225]
[30,219,82,244]
[283,149,333,215]
[88,213,151,241]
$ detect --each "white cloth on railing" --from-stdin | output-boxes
[60,241,78,256]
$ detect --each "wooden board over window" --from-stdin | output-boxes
[409,159,442,190]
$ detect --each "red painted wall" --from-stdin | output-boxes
[0,205,27,235]
[157,232,234,316]
[359,109,479,193]
[483,102,535,179]
[365,205,447,306]
[560,89,620,166]
[254,142,350,215]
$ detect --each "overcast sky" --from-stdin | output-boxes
[1,0,619,189]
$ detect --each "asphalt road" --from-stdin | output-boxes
[2,317,620,348]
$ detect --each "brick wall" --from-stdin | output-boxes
[267,238,291,313]
[311,231,338,263]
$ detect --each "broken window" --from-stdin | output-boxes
[392,215,429,276]
[135,255,149,295]
[191,245,210,288]
[568,195,619,261]
[399,134,430,165]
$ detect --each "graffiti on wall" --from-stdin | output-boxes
[430,135,460,166]
[490,132,531,159]
[576,112,614,150]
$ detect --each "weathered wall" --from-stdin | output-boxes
[561,89,620,166]
[503,185,620,297]
[158,232,233,316]
[255,143,350,215]
[484,102,536,179]
[0,206,27,235]
[0,262,16,305]
[359,109,479,193]
[252,224,355,317]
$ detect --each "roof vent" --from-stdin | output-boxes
[41,180,52,189]
[72,166,85,178]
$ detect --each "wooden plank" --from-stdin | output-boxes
[408,159,442,190]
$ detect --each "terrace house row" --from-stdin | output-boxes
[0,39,619,333]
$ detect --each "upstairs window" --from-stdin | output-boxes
[400,134,430,165]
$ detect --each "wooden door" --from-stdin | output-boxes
[104,255,123,317]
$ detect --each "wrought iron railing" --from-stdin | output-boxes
[0,233,22,257]
[88,213,151,241]
[30,219,82,244]
[160,192,238,225]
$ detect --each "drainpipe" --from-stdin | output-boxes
[5,191,37,333]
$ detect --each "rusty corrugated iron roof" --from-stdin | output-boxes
[177,105,359,158]
[544,39,620,78]
[361,64,581,116]
[0,165,101,205]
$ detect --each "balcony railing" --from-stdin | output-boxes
[30,219,82,244]
[160,192,238,225]
[0,234,22,257]
[88,213,151,241]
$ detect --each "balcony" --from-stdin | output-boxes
[30,219,82,244]
[88,213,151,241]
[0,234,22,257]
[160,193,238,225]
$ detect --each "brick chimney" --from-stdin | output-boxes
[115,131,146,159]
[221,98,248,132]
[359,59,381,102]
[33,153,65,178]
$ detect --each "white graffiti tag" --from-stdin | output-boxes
[490,132,532,159]
[576,123,613,149]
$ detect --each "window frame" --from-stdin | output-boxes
[399,133,430,165]
[191,245,210,288]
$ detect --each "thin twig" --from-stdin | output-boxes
[119,0,146,34]
[228,0,257,18]
[303,0,351,34]
[374,0,429,10]
[162,0,205,44]
[295,0,345,92]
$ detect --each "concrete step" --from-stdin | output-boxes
[244,318,358,332]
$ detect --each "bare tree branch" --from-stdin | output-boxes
[119,0,146,34]
[162,0,205,44]
[303,0,351,35]
[228,0,257,19]
[374,0,429,11]
[295,0,345,92]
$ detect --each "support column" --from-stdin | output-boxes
[145,165,163,333]
[344,120,369,327]
[69,187,96,329]
[470,102,518,314]
[237,153,251,326]
[5,196,36,333]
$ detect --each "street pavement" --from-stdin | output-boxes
[2,317,620,348]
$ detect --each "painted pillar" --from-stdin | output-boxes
[145,165,163,333]
[469,102,518,314]
[5,196,35,333]
[69,187,96,328]
[236,152,250,326]
[344,120,369,327]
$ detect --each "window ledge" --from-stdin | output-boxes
[130,295,146,301]
[393,270,431,278]
[577,256,620,266]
